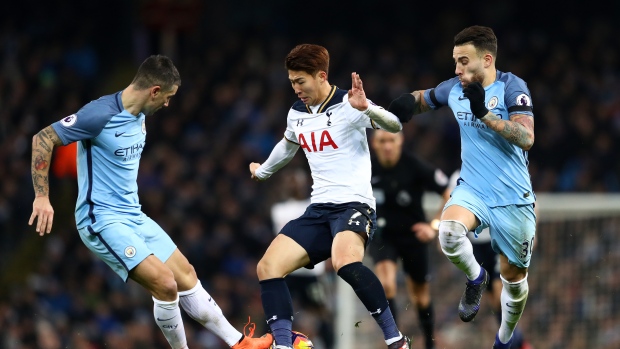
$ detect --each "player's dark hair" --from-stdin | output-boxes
[285,44,329,77]
[454,26,498,58]
[131,55,181,91]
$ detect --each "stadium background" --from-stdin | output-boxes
[0,0,619,348]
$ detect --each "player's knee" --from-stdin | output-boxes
[383,283,397,299]
[378,276,397,298]
[332,255,362,272]
[499,256,528,282]
[256,256,281,280]
[438,220,468,253]
[152,269,178,301]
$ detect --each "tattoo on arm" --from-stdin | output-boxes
[31,126,62,196]
[412,91,432,115]
[39,140,51,152]
[43,127,63,146]
[481,113,535,150]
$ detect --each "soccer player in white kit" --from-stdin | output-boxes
[249,44,411,349]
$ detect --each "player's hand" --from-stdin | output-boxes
[462,82,489,119]
[348,72,369,111]
[249,162,264,181]
[411,222,436,243]
[388,93,415,123]
[29,196,54,236]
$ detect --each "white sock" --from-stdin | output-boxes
[439,220,481,280]
[498,274,529,343]
[153,296,188,349]
[385,332,403,345]
[179,280,242,346]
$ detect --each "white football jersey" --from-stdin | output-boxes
[284,86,380,209]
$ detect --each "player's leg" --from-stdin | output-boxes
[331,204,409,349]
[491,275,528,349]
[404,279,436,349]
[333,230,409,349]
[78,222,187,349]
[134,214,272,349]
[368,234,400,324]
[163,250,272,349]
[375,260,399,319]
[130,255,188,349]
[489,204,535,348]
[493,255,529,349]
[257,232,314,349]
[286,273,334,349]
[440,186,490,322]
[401,240,434,349]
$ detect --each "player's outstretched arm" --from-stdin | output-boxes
[348,72,402,132]
[250,138,299,181]
[388,90,433,123]
[29,125,63,235]
[463,82,534,150]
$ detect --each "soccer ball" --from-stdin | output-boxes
[270,330,314,348]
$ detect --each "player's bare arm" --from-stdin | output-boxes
[349,72,402,132]
[480,113,534,151]
[31,126,62,196]
[29,125,63,235]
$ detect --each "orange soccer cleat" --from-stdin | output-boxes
[232,317,274,349]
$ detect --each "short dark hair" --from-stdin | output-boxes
[285,44,329,76]
[454,25,498,58]
[131,55,181,91]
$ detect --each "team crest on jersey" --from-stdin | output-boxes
[516,94,531,106]
[124,246,136,258]
[487,96,499,109]
[60,114,77,127]
[141,120,146,134]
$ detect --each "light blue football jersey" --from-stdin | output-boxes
[424,71,535,207]
[52,91,146,232]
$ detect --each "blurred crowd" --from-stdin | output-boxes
[0,1,619,348]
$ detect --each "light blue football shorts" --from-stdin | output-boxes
[445,183,536,268]
[78,215,177,281]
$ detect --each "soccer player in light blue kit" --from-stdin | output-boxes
[28,55,273,349]
[388,26,535,349]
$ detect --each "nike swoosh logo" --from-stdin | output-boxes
[156,315,177,322]
[115,131,126,137]
[458,96,468,100]
[505,303,520,308]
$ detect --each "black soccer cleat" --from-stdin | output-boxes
[458,267,489,322]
